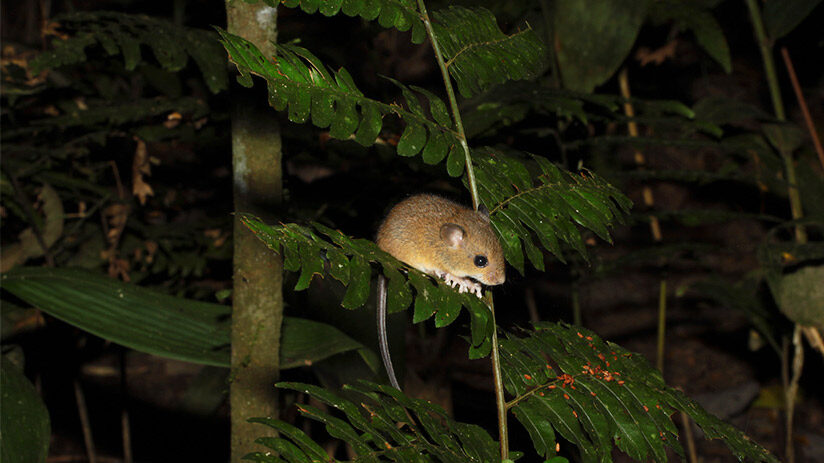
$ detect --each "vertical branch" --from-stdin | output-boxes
[744,0,785,121]
[416,0,506,457]
[656,280,667,374]
[785,325,804,463]
[745,5,810,462]
[226,3,284,462]
[780,47,824,170]
[415,0,479,210]
[74,380,97,463]
[120,349,133,463]
[487,296,509,460]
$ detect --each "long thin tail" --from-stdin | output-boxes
[377,275,401,389]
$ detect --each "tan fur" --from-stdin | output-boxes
[377,194,505,286]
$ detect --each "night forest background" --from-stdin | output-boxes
[1,0,824,462]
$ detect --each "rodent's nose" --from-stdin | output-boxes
[489,271,505,286]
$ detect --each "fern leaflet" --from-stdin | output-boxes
[216,30,464,169]
[432,7,547,98]
[31,11,228,93]
[240,215,495,357]
[501,323,780,462]
[471,148,632,273]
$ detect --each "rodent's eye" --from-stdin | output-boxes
[474,255,488,268]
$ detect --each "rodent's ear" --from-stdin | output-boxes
[440,223,466,248]
[477,204,491,222]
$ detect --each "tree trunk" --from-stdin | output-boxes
[226,3,283,462]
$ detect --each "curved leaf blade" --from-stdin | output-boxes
[1,267,374,369]
[0,359,50,463]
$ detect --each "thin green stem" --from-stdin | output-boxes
[743,17,807,459]
[488,299,509,460]
[656,279,667,374]
[572,283,581,327]
[785,325,804,463]
[745,0,785,121]
[416,0,479,210]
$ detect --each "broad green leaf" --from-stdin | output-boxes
[763,0,823,40]
[648,0,731,73]
[774,266,824,327]
[760,234,824,329]
[432,6,547,97]
[31,11,228,93]
[0,358,50,463]
[0,267,376,369]
[763,123,804,155]
[692,276,784,355]
[502,323,780,463]
[552,0,651,93]
[692,96,770,126]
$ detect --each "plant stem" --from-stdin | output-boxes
[786,325,804,463]
[656,279,667,374]
[227,3,284,460]
[74,380,97,463]
[488,297,509,460]
[416,0,479,210]
[781,47,824,170]
[418,0,505,456]
[746,6,808,462]
[744,0,785,121]
[572,283,581,327]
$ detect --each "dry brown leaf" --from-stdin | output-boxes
[132,138,154,205]
[41,21,69,40]
[635,40,678,67]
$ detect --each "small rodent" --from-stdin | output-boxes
[375,194,506,389]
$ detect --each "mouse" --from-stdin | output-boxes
[375,194,506,389]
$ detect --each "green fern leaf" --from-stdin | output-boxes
[246,381,501,462]
[31,11,228,93]
[216,30,463,164]
[432,7,547,98]
[463,82,704,139]
[281,0,427,43]
[240,215,495,356]
[30,97,208,129]
[502,323,780,463]
[472,148,632,273]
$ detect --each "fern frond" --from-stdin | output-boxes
[240,215,494,357]
[432,7,547,98]
[501,323,780,463]
[217,30,463,166]
[692,276,783,355]
[462,82,703,138]
[245,381,501,462]
[31,11,228,93]
[281,0,426,43]
[30,97,208,129]
[472,148,632,273]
